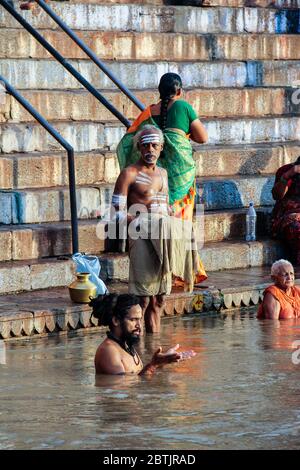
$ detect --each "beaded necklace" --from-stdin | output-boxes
[106,331,141,366]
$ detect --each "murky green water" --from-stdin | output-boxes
[0,310,300,450]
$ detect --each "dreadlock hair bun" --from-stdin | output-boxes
[158,73,182,130]
[89,293,141,328]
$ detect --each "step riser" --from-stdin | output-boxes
[5,223,105,262]
[0,209,272,261]
[0,187,103,224]
[195,145,300,178]
[1,118,300,153]
[1,3,299,34]
[0,153,113,190]
[0,260,74,295]
[2,88,298,124]
[198,177,275,210]
[1,145,298,190]
[3,30,300,61]
[0,174,275,224]
[1,60,300,90]
[99,240,284,281]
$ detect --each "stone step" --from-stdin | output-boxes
[2,264,300,339]
[2,2,299,34]
[0,220,105,261]
[1,116,300,153]
[0,257,75,295]
[0,207,272,261]
[99,239,285,281]
[3,29,300,61]
[0,185,106,224]
[0,173,275,224]
[0,143,297,190]
[0,151,116,190]
[2,87,299,124]
[1,59,300,90]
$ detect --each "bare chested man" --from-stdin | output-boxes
[111,125,170,333]
[90,293,195,375]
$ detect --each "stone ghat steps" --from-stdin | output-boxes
[2,2,300,33]
[0,174,276,224]
[1,116,300,153]
[0,207,272,261]
[0,143,298,190]
[2,88,300,123]
[0,238,284,296]
[3,30,300,61]
[1,59,300,90]
[77,0,300,7]
[99,238,284,280]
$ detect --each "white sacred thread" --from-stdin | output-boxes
[135,171,153,186]
[140,134,161,144]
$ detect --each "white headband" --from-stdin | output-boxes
[140,133,161,144]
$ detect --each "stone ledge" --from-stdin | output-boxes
[2,265,298,340]
[2,31,300,61]
[0,285,260,340]
[1,59,300,90]
[1,3,299,33]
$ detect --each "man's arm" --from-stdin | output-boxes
[95,344,126,375]
[111,168,136,223]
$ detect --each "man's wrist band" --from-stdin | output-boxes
[280,176,288,185]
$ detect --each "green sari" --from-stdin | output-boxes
[116,107,195,207]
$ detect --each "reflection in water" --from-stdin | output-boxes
[0,311,299,450]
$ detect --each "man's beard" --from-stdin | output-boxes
[121,327,140,347]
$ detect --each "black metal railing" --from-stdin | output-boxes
[0,75,79,253]
[36,0,145,112]
[0,0,146,254]
[0,0,132,127]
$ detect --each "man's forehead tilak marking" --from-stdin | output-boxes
[140,133,161,144]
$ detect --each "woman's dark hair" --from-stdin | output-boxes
[89,293,141,328]
[158,73,182,130]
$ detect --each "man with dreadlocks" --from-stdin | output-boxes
[90,293,195,375]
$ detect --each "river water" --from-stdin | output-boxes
[0,310,299,450]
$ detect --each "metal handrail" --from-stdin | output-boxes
[36,0,145,112]
[0,0,131,128]
[0,75,79,254]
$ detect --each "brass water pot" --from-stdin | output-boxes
[68,272,97,303]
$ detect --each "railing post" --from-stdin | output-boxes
[67,148,79,254]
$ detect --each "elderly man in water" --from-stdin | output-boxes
[257,259,300,320]
[90,293,195,375]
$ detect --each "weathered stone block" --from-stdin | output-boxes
[0,230,12,261]
[30,260,75,290]
[0,265,31,294]
[0,158,13,189]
